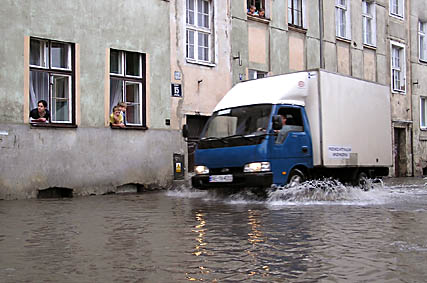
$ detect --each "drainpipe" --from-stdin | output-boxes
[318,0,324,69]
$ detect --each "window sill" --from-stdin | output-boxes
[363,44,377,50]
[247,14,270,24]
[391,90,406,95]
[288,25,307,34]
[389,13,404,21]
[336,36,351,44]
[185,59,216,68]
[419,59,427,64]
[110,125,148,130]
[30,123,77,129]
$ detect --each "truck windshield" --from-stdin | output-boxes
[198,104,272,148]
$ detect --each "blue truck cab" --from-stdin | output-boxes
[191,104,313,188]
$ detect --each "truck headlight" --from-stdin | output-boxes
[243,162,271,173]
[194,165,209,175]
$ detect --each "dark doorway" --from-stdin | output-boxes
[186,115,210,172]
[394,128,407,177]
[38,187,73,198]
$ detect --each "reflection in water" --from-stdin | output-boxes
[187,211,211,281]
[1,182,427,282]
[247,209,270,279]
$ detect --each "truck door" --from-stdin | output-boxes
[270,106,312,184]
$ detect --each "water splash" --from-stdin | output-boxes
[266,178,387,206]
[166,184,208,198]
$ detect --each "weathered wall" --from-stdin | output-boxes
[0,125,183,199]
[169,0,232,127]
[0,0,183,199]
[410,0,427,175]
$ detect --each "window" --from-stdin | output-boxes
[247,0,268,19]
[288,0,304,28]
[391,42,406,93]
[419,21,427,62]
[390,0,404,18]
[421,97,427,129]
[29,38,74,124]
[335,0,351,39]
[110,49,146,126]
[186,0,213,64]
[362,0,376,46]
[248,70,267,80]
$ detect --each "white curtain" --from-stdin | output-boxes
[29,71,49,110]
[110,78,123,113]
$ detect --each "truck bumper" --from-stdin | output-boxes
[191,172,273,189]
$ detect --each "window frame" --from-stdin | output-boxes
[186,0,214,65]
[29,37,75,125]
[288,0,305,28]
[109,49,146,128]
[389,0,404,19]
[421,97,427,130]
[362,0,376,47]
[248,69,267,80]
[335,0,351,40]
[419,21,427,62]
[390,41,406,94]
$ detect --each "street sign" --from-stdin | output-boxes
[171,84,182,97]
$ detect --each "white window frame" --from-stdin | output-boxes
[390,41,406,93]
[186,0,214,65]
[29,38,74,124]
[109,49,145,127]
[389,0,404,19]
[419,21,427,62]
[421,97,427,129]
[362,0,376,47]
[288,0,306,29]
[335,0,351,39]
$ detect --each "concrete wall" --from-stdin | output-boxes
[0,0,183,199]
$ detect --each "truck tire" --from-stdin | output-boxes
[356,171,370,191]
[288,169,305,186]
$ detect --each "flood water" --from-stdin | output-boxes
[1,179,427,282]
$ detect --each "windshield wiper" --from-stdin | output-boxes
[200,137,228,144]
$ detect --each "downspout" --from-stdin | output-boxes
[318,0,324,69]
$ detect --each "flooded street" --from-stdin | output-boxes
[1,179,427,282]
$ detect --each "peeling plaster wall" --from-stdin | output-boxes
[0,0,182,199]
[169,0,232,128]
[410,0,427,176]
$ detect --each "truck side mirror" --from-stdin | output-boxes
[182,124,189,138]
[272,115,283,131]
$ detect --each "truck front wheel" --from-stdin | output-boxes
[355,171,370,191]
[287,169,305,186]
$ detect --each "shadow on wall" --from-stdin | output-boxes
[38,187,73,199]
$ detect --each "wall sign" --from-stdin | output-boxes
[171,84,182,97]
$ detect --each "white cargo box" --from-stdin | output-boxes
[306,70,392,167]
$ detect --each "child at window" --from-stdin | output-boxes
[110,106,125,128]
[248,5,258,16]
[117,102,127,125]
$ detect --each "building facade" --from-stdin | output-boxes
[0,0,183,199]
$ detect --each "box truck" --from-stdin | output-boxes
[183,70,392,189]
